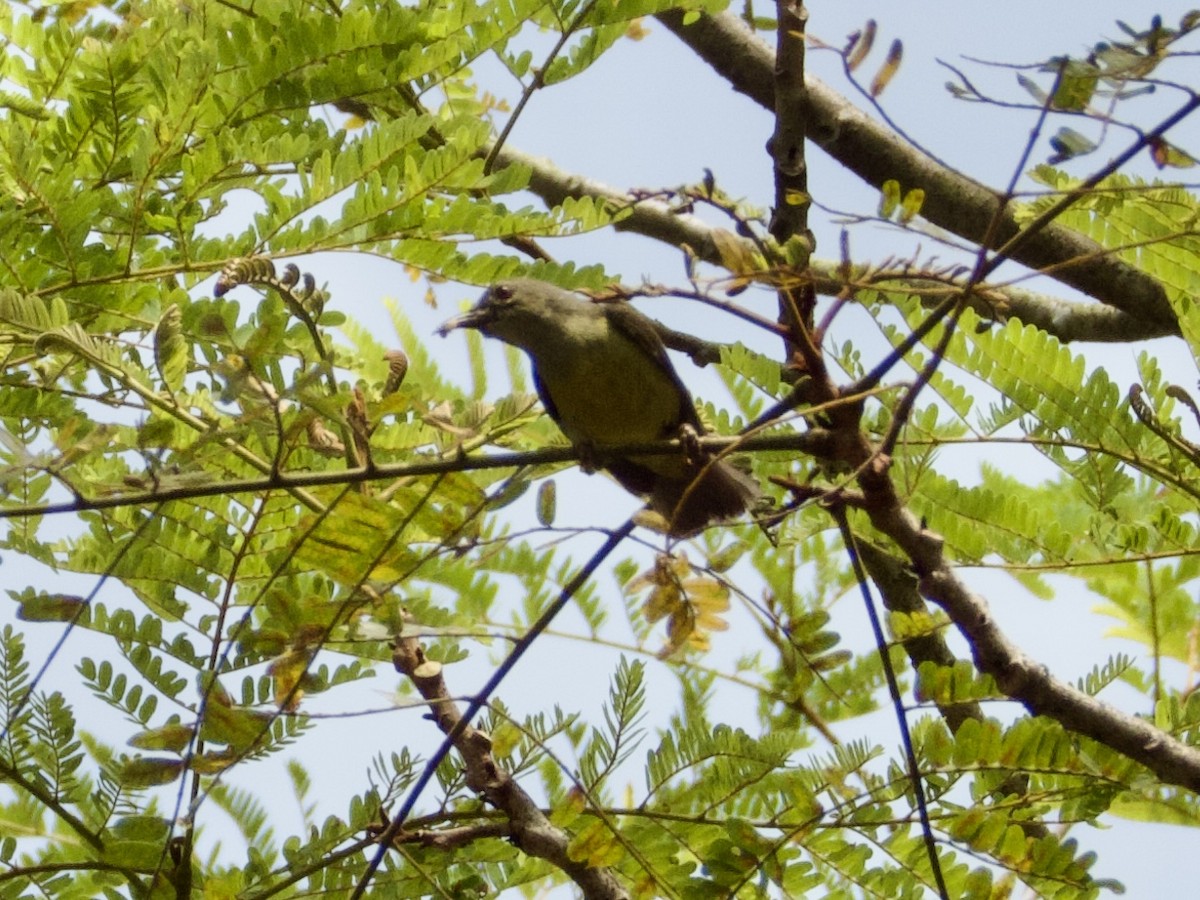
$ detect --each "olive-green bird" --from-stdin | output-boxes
[438,278,758,536]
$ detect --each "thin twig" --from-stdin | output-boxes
[830,504,950,900]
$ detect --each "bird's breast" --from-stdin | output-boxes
[535,329,682,447]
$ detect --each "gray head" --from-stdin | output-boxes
[436,279,593,352]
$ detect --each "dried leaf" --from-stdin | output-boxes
[307,417,345,456]
[1149,136,1196,169]
[347,387,371,466]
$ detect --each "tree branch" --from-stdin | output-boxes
[494,144,1171,342]
[389,630,629,899]
[768,0,813,247]
[0,433,834,521]
[851,435,1200,792]
[654,9,1179,331]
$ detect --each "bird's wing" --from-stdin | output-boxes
[530,367,560,423]
[602,302,704,433]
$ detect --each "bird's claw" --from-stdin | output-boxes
[678,423,702,465]
[575,440,600,474]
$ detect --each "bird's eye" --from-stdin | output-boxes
[492,285,514,303]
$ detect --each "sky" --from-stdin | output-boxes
[436,6,1200,894]
[307,4,1200,893]
[5,1,1200,896]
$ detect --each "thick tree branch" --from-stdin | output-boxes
[855,538,1041,831]
[494,145,1171,342]
[749,264,1200,793]
[768,0,813,246]
[862,485,1200,792]
[823,432,1200,790]
[389,629,629,899]
[655,9,1180,331]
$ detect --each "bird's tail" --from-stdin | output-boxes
[650,457,759,537]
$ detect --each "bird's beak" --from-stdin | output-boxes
[435,306,489,337]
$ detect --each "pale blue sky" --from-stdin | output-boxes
[6,3,1200,896]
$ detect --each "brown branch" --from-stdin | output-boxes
[492,144,1174,343]
[387,622,630,899]
[654,8,1180,331]
[852,443,1200,792]
[853,538,1041,834]
[750,255,1200,792]
[0,432,835,521]
[401,821,512,851]
[768,0,813,247]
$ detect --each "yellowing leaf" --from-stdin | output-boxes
[567,820,623,867]
[153,303,187,393]
[1149,136,1196,169]
[710,228,766,291]
[128,723,195,753]
[490,721,521,758]
[869,39,903,96]
[625,18,649,40]
[536,479,557,526]
[200,698,272,753]
[551,787,587,827]
[879,179,901,219]
[189,749,238,775]
[17,593,88,623]
[642,584,682,623]
[658,608,695,659]
[707,540,748,573]
[1051,63,1098,111]
[845,19,876,72]
[121,756,185,788]
[899,188,925,224]
[268,649,312,712]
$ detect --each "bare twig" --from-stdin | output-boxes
[831,506,949,900]
[768,0,814,247]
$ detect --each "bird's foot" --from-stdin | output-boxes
[575,440,600,474]
[677,423,703,465]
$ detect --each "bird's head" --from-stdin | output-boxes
[436,279,584,348]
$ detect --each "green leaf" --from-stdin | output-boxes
[153,303,188,393]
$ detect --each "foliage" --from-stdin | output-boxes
[0,0,1198,897]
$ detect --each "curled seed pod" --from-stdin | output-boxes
[306,417,345,457]
[303,289,327,319]
[383,349,409,395]
[214,256,277,297]
[280,264,301,287]
[346,388,371,466]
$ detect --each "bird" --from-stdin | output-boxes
[437,278,758,536]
